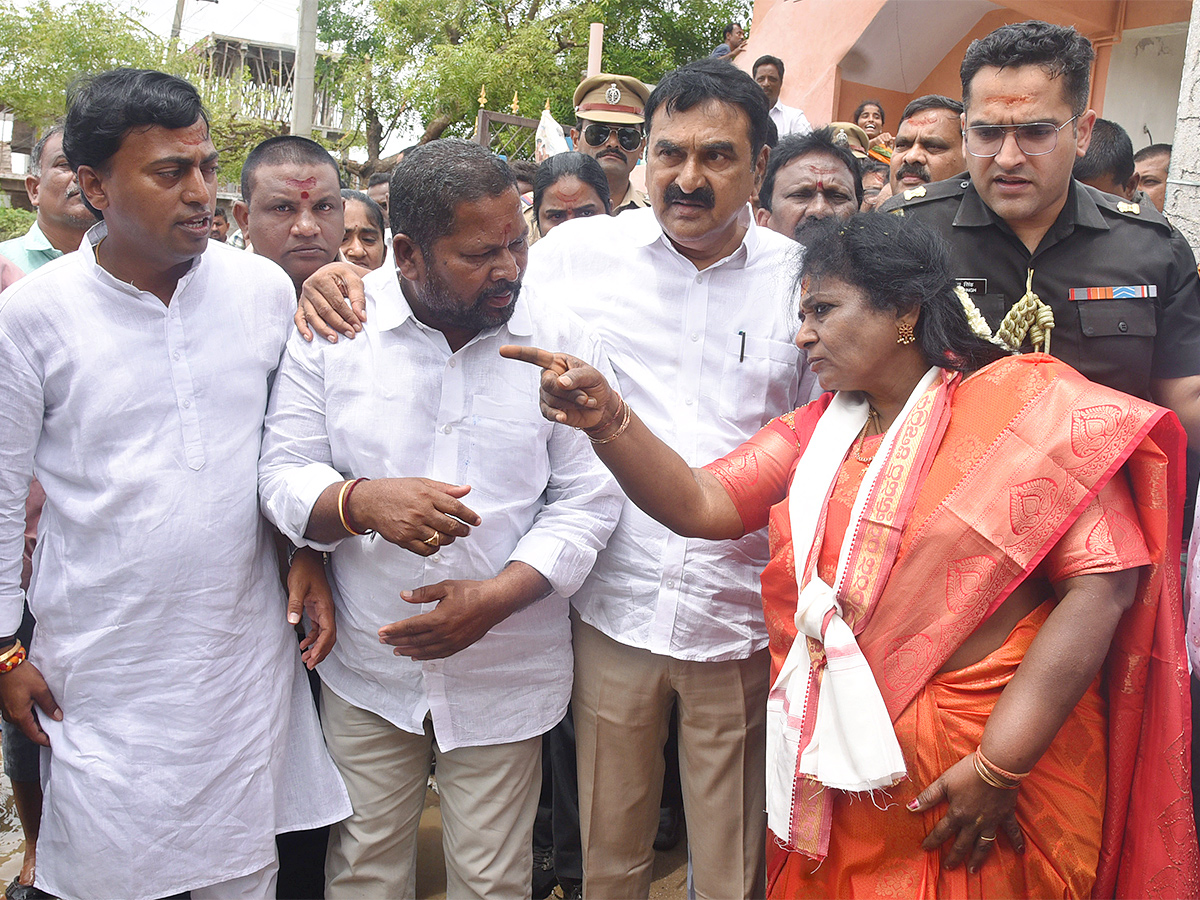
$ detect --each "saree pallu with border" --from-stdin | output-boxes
[725,355,1197,898]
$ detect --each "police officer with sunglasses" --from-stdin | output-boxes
[571,73,652,214]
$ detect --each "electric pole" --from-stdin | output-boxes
[292,0,318,138]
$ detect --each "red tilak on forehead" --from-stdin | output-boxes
[301,192,309,199]
[817,179,824,191]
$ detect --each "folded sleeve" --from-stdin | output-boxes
[507,329,623,598]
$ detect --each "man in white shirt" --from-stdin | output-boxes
[0,68,350,900]
[525,58,816,899]
[258,138,622,899]
[753,55,814,140]
[290,60,816,900]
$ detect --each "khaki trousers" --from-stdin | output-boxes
[572,614,769,900]
[320,683,541,900]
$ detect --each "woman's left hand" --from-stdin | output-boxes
[908,754,1025,873]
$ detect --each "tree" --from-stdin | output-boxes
[324,0,750,171]
[0,0,166,127]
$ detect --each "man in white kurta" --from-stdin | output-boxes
[0,69,350,900]
[258,139,622,899]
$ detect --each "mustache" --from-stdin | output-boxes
[597,148,627,162]
[479,279,521,301]
[663,183,716,208]
[66,185,82,199]
[895,162,931,183]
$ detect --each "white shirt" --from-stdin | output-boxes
[526,207,817,661]
[0,227,351,900]
[771,100,814,138]
[258,266,622,749]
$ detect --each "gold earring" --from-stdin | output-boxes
[897,322,916,345]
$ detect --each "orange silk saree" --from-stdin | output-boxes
[707,354,1199,898]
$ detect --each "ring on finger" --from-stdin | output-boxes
[423,531,441,548]
[978,833,997,843]
[974,814,986,827]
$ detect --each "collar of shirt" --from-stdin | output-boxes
[615,181,648,211]
[82,220,204,299]
[629,203,758,272]
[23,221,57,256]
[953,177,1109,235]
[370,265,534,340]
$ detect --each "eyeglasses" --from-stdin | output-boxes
[963,115,1079,158]
[582,123,644,152]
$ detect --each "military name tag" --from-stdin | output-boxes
[1068,285,1157,301]
[955,278,987,295]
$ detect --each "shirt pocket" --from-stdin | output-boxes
[468,395,552,506]
[1076,298,1157,339]
[719,334,800,430]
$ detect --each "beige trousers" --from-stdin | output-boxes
[572,613,769,900]
[320,683,541,900]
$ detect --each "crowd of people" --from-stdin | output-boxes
[0,15,1198,900]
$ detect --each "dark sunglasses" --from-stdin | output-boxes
[583,123,644,152]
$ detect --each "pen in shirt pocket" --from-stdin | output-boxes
[738,331,746,362]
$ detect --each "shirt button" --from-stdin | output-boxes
[695,275,703,284]
[667,579,675,588]
[1118,320,1128,333]
[690,333,699,341]
[173,351,181,361]
[448,358,457,368]
[685,398,693,405]
[441,424,452,435]
[182,399,191,408]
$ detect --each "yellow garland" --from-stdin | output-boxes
[955,269,1053,354]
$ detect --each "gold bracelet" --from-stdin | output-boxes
[0,640,23,666]
[588,398,632,444]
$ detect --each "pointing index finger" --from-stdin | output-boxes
[499,344,563,372]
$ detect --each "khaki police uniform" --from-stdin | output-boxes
[613,181,648,215]
[879,175,1200,401]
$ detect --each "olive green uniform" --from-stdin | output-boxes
[879,176,1200,401]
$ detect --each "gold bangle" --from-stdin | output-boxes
[588,398,632,444]
[583,395,625,437]
[976,746,1029,783]
[0,640,23,666]
[337,480,358,536]
[973,749,1022,790]
[0,644,25,675]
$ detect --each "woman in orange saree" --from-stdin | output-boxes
[502,214,1198,898]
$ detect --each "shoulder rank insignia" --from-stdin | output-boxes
[1117,201,1140,215]
[903,185,926,201]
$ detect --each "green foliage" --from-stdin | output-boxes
[0,207,36,241]
[0,0,168,128]
[324,0,751,163]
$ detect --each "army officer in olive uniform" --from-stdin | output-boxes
[881,20,1200,443]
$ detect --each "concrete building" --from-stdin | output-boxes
[741,0,1191,148]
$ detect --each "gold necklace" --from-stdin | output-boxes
[853,408,881,464]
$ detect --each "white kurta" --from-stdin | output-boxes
[0,227,351,900]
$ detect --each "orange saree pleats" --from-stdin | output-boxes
[769,601,1106,900]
